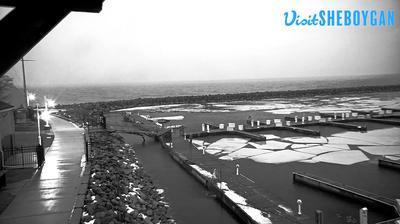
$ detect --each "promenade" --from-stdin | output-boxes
[0,116,86,224]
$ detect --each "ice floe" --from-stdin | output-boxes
[148,115,184,121]
[220,148,272,160]
[248,141,291,150]
[331,128,400,145]
[205,149,223,155]
[261,134,281,140]
[384,155,400,160]
[283,136,328,144]
[250,150,314,164]
[310,150,369,165]
[294,145,344,155]
[358,146,400,156]
[207,138,249,152]
[191,139,206,146]
[327,136,378,146]
[291,144,320,149]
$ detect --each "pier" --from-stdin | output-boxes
[294,121,367,131]
[185,129,267,141]
[379,158,400,171]
[293,172,400,216]
[381,107,400,112]
[245,126,320,136]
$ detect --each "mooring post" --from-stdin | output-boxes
[297,199,302,216]
[359,207,368,224]
[236,164,239,175]
[315,210,323,224]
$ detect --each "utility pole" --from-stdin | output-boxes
[21,57,35,107]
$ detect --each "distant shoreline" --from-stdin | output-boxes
[59,84,400,110]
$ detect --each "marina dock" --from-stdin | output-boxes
[185,129,267,141]
[293,172,400,216]
[379,158,400,171]
[293,121,367,131]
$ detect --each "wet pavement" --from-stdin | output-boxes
[0,116,85,224]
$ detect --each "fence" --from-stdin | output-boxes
[2,145,44,168]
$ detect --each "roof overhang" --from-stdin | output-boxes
[0,0,105,77]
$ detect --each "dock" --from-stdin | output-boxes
[293,172,400,216]
[379,158,400,171]
[185,129,267,141]
[245,126,320,136]
[381,107,400,112]
[293,121,367,131]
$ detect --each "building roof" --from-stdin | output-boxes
[0,101,14,112]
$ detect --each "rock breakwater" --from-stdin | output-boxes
[82,131,176,224]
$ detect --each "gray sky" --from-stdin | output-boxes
[2,0,400,87]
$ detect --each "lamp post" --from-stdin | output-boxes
[21,58,35,108]
[44,96,50,127]
[36,103,41,146]
[27,92,36,107]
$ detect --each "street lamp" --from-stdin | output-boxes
[36,103,42,145]
[42,96,56,128]
[27,92,36,107]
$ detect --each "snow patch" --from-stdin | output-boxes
[190,165,214,179]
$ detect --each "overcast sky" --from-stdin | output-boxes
[1,0,400,87]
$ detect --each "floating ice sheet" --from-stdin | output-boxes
[358,146,400,156]
[311,150,369,165]
[283,137,328,144]
[262,134,280,140]
[384,155,400,160]
[149,115,184,121]
[332,128,400,146]
[248,141,291,150]
[191,139,205,146]
[207,138,249,152]
[205,149,223,155]
[291,144,320,149]
[222,148,272,160]
[327,137,378,146]
[250,150,314,164]
[294,145,344,155]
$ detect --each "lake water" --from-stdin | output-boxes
[29,74,400,105]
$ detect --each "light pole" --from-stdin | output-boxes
[27,92,36,107]
[44,96,49,127]
[36,103,41,146]
[21,58,35,108]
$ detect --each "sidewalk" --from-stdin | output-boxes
[0,115,87,224]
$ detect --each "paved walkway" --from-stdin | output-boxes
[0,116,86,224]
